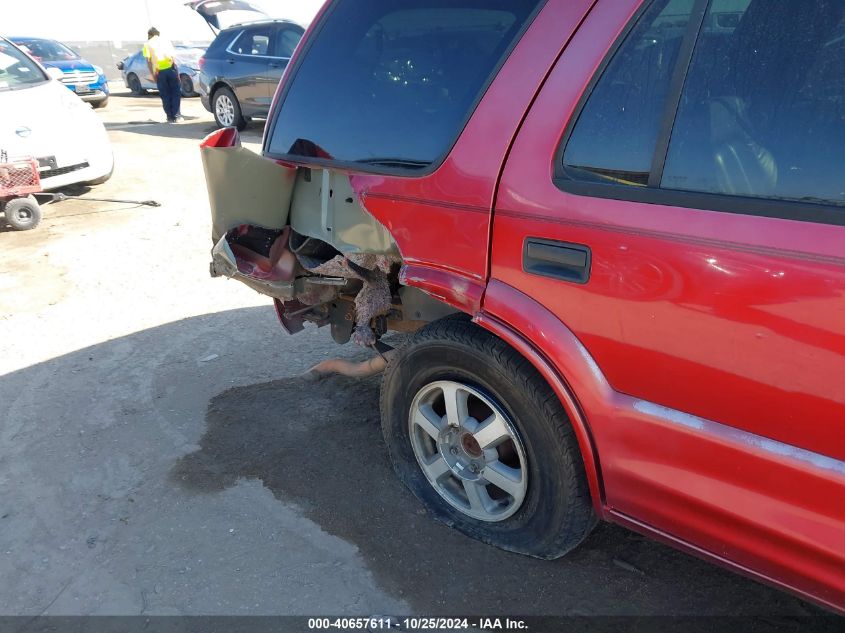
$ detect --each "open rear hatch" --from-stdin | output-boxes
[185,0,270,33]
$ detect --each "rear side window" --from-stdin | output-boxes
[232,28,271,57]
[208,30,239,57]
[562,0,696,186]
[662,0,845,205]
[267,0,543,170]
[561,0,845,218]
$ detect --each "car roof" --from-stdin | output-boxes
[221,18,301,32]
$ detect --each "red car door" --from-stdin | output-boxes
[489,0,845,610]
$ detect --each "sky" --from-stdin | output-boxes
[3,0,325,42]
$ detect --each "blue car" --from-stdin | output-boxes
[11,37,109,108]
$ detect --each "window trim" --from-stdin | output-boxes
[262,0,547,178]
[553,0,845,227]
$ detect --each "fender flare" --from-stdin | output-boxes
[210,79,237,102]
[474,279,611,514]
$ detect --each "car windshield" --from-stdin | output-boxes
[14,38,79,62]
[0,40,48,91]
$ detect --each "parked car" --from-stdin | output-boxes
[117,46,206,97]
[197,19,304,129]
[0,37,113,190]
[10,37,109,108]
[201,0,845,614]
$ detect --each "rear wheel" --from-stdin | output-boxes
[380,317,596,559]
[127,73,146,95]
[212,87,246,130]
[4,196,42,231]
[179,74,195,97]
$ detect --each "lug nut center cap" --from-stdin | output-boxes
[460,432,482,458]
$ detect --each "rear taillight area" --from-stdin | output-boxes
[198,56,205,70]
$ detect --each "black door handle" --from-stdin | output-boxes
[226,58,236,64]
[523,238,591,284]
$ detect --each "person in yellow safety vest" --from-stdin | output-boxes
[143,27,182,123]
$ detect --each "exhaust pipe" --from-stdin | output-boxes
[304,350,396,381]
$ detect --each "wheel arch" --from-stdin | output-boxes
[210,79,235,101]
[473,279,610,514]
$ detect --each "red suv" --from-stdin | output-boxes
[202,0,845,613]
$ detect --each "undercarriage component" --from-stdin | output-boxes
[399,287,459,322]
[273,298,327,335]
[299,252,399,347]
[329,299,356,344]
[304,349,397,381]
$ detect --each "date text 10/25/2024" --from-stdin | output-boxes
[307,617,529,630]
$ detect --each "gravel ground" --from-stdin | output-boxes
[0,89,833,619]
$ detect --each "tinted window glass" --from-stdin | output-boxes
[274,27,302,58]
[208,30,239,56]
[233,28,271,56]
[13,39,79,62]
[562,0,695,186]
[663,0,845,205]
[267,0,542,170]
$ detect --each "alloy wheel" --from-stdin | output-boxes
[215,93,235,127]
[408,380,528,522]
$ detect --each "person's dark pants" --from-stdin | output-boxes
[156,66,181,121]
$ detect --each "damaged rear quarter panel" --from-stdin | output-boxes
[289,168,399,255]
[201,128,296,242]
[201,128,405,345]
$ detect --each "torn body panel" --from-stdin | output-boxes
[202,128,296,242]
[291,168,399,256]
[201,128,455,347]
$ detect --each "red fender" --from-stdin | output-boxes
[475,279,609,515]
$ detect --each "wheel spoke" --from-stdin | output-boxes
[412,403,445,440]
[473,413,510,449]
[420,455,451,482]
[483,461,524,499]
[408,380,529,522]
[441,383,469,428]
[463,480,493,514]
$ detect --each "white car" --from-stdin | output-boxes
[0,37,113,191]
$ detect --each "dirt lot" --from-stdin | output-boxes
[0,89,832,618]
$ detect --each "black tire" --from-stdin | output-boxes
[212,86,246,130]
[380,316,596,559]
[4,196,42,231]
[127,73,146,95]
[91,97,109,109]
[179,74,195,97]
